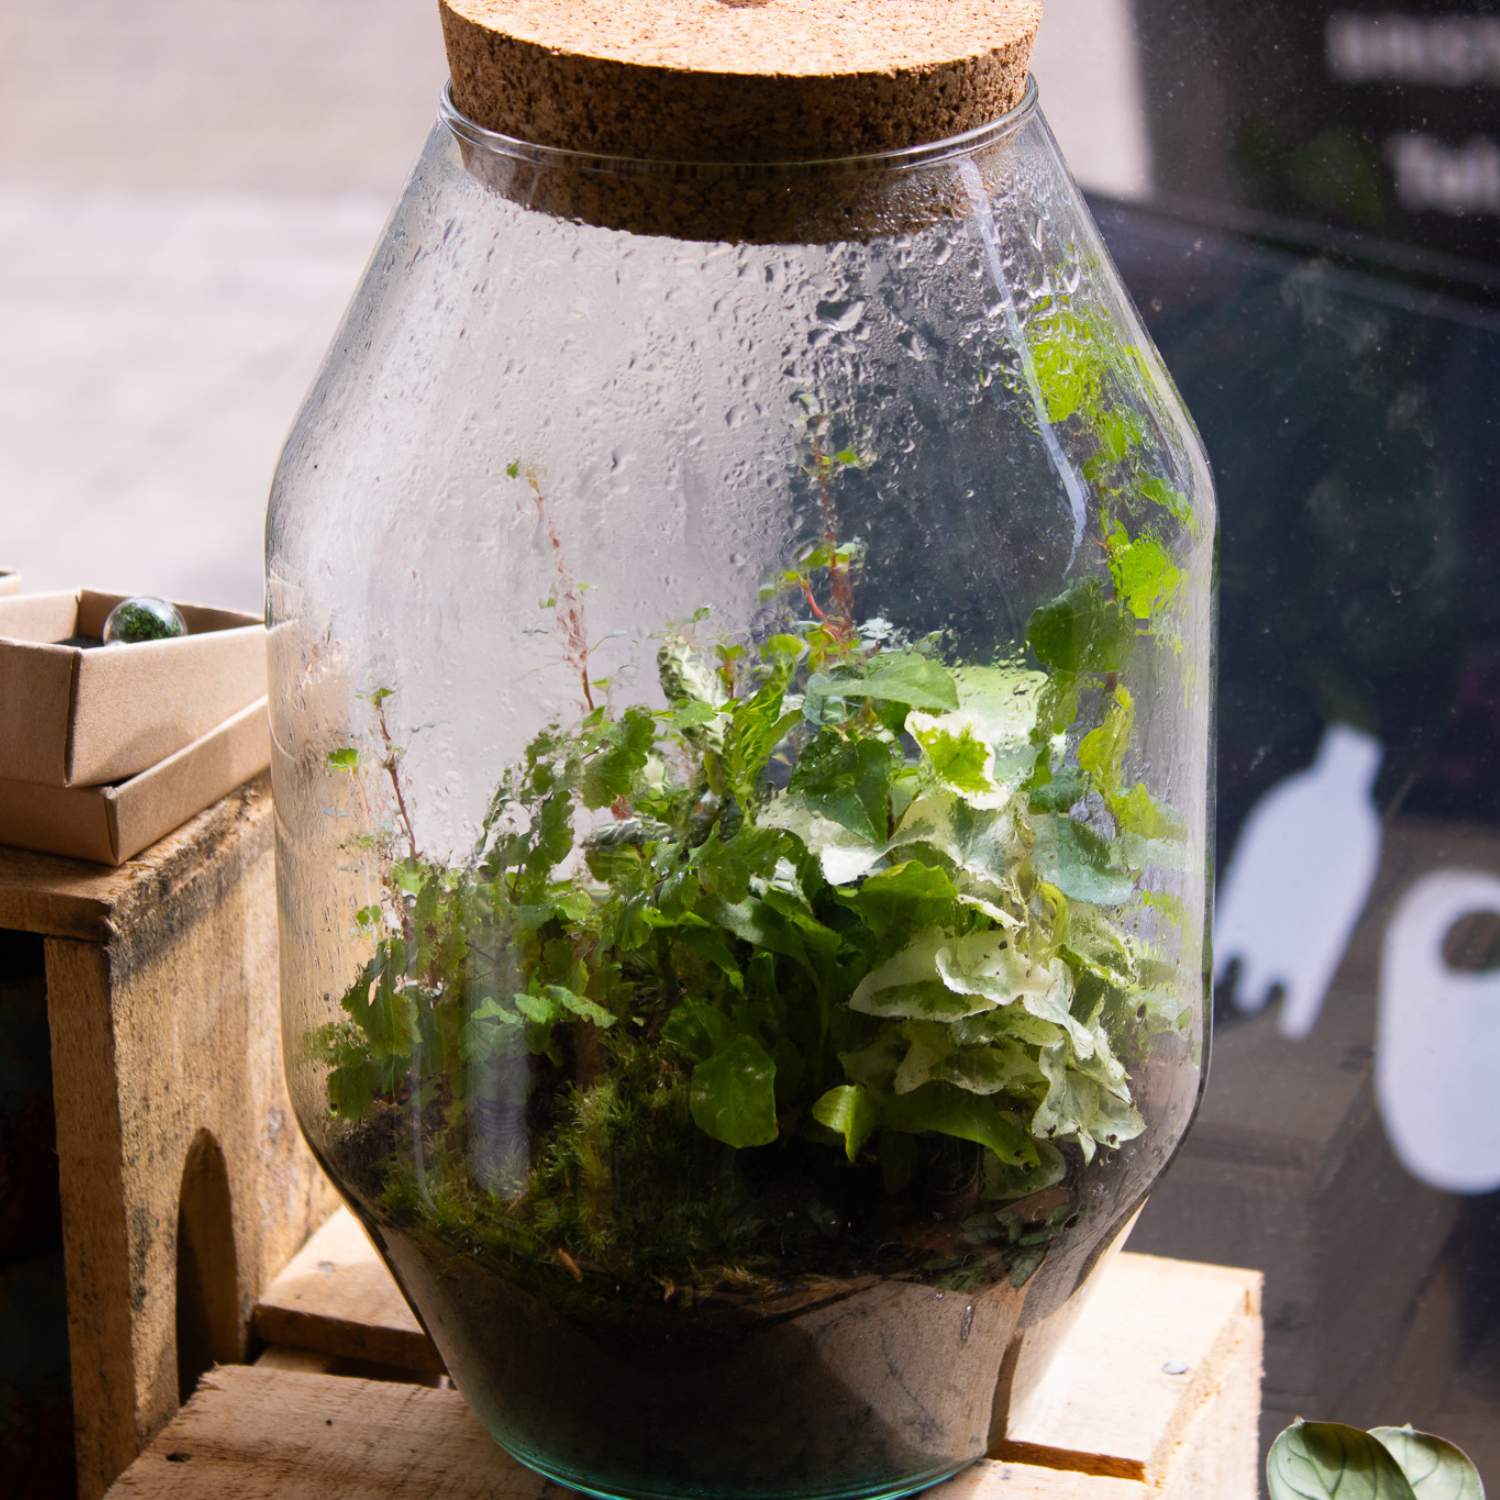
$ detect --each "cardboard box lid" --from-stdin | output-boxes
[0,698,270,866]
[0,590,266,787]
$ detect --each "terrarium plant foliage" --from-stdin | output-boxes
[315,401,1194,1296]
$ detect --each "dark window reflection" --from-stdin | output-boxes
[1071,0,1500,1475]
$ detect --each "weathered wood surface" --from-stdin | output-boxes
[99,1365,1149,1500]
[245,1210,1262,1498]
[1,777,339,1500]
[252,1206,440,1377]
[0,776,272,942]
[999,1252,1261,1486]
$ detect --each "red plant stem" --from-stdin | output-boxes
[526,471,595,712]
[811,440,855,637]
[376,700,420,863]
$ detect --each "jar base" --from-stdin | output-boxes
[504,1442,975,1500]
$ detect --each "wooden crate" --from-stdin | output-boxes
[104,1207,1264,1500]
[0,778,338,1500]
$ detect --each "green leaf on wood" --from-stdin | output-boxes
[1370,1427,1486,1500]
[1266,1421,1419,1500]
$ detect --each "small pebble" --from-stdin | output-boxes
[103,595,187,644]
[1162,1360,1190,1376]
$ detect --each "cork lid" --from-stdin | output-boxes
[440,0,1043,163]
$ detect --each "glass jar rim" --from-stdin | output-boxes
[439,74,1040,178]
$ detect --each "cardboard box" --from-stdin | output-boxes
[0,698,269,864]
[0,590,265,786]
[0,572,21,596]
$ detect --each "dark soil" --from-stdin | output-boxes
[316,1117,1128,1500]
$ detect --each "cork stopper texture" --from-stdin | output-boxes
[440,0,1042,162]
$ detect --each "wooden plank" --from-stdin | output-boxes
[106,1366,1152,1500]
[253,1208,439,1377]
[253,1348,338,1376]
[0,849,120,942]
[45,938,141,1500]
[0,775,270,943]
[998,1252,1262,1486]
[1156,1285,1263,1500]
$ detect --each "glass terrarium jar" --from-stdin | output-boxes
[266,4,1215,1498]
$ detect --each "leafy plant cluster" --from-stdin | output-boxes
[1025,300,1197,640]
[314,490,1190,1281]
[1268,1419,1485,1500]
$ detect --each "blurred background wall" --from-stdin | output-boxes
[0,0,1144,610]
[0,0,439,607]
